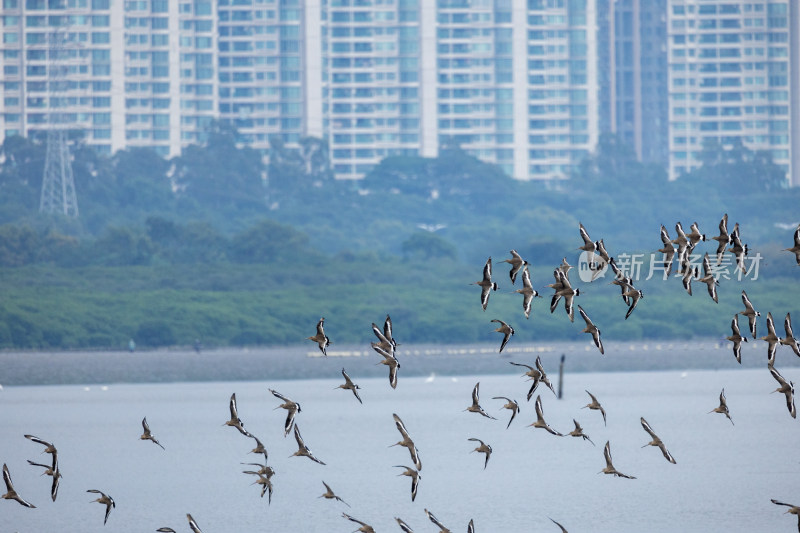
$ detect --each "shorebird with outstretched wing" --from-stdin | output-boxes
[464,382,497,420]
[290,424,325,465]
[269,388,301,437]
[140,417,165,450]
[87,489,115,525]
[2,463,36,508]
[391,413,422,470]
[599,441,636,479]
[640,417,676,464]
[492,396,520,429]
[307,317,330,356]
[529,395,563,436]
[223,393,251,437]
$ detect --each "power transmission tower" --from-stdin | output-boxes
[39,27,79,218]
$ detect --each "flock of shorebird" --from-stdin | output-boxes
[3,220,799,531]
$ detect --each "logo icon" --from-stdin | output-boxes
[577,251,608,283]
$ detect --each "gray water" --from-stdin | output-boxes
[1,345,799,532]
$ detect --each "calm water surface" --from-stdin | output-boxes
[1,350,799,532]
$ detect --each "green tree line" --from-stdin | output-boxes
[0,128,798,349]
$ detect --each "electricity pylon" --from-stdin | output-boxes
[39,28,78,218]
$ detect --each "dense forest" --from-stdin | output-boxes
[0,126,798,350]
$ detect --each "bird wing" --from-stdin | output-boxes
[535,395,545,419]
[578,305,592,327]
[343,513,369,527]
[579,223,593,246]
[383,315,394,345]
[341,368,354,386]
[785,313,794,338]
[229,393,239,419]
[640,417,658,440]
[731,315,742,337]
[24,434,53,448]
[741,290,755,312]
[425,509,448,529]
[393,413,410,437]
[482,257,493,282]
[293,425,306,449]
[388,360,399,389]
[603,441,613,468]
[471,382,481,405]
[269,388,290,403]
[767,312,777,337]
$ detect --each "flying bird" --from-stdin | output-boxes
[27,457,61,501]
[640,417,676,464]
[395,517,415,532]
[709,388,734,425]
[582,390,607,426]
[24,434,57,457]
[467,437,492,469]
[769,365,796,419]
[780,313,800,358]
[578,305,604,354]
[269,388,302,437]
[509,357,556,400]
[599,441,636,479]
[241,463,275,480]
[657,225,676,277]
[473,257,498,311]
[247,434,268,463]
[373,343,401,389]
[224,393,251,437]
[307,317,331,356]
[770,499,800,531]
[336,368,363,404]
[553,269,580,322]
[529,395,563,436]
[490,319,514,353]
[464,382,497,419]
[250,473,273,503]
[761,312,781,366]
[501,249,528,284]
[698,252,719,303]
[567,419,594,446]
[578,222,597,266]
[87,489,115,525]
[512,265,541,319]
[712,214,731,265]
[492,396,520,429]
[424,508,452,533]
[319,481,349,507]
[290,424,325,465]
[727,315,748,364]
[739,290,761,339]
[2,463,36,508]
[140,417,165,450]
[394,465,421,502]
[783,224,800,265]
[687,222,706,247]
[342,512,376,533]
[391,413,422,470]
[187,514,204,533]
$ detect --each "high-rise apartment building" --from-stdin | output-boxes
[667,0,799,186]
[598,0,668,164]
[0,0,223,157]
[2,0,598,182]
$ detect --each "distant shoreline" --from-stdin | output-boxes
[2,339,796,387]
